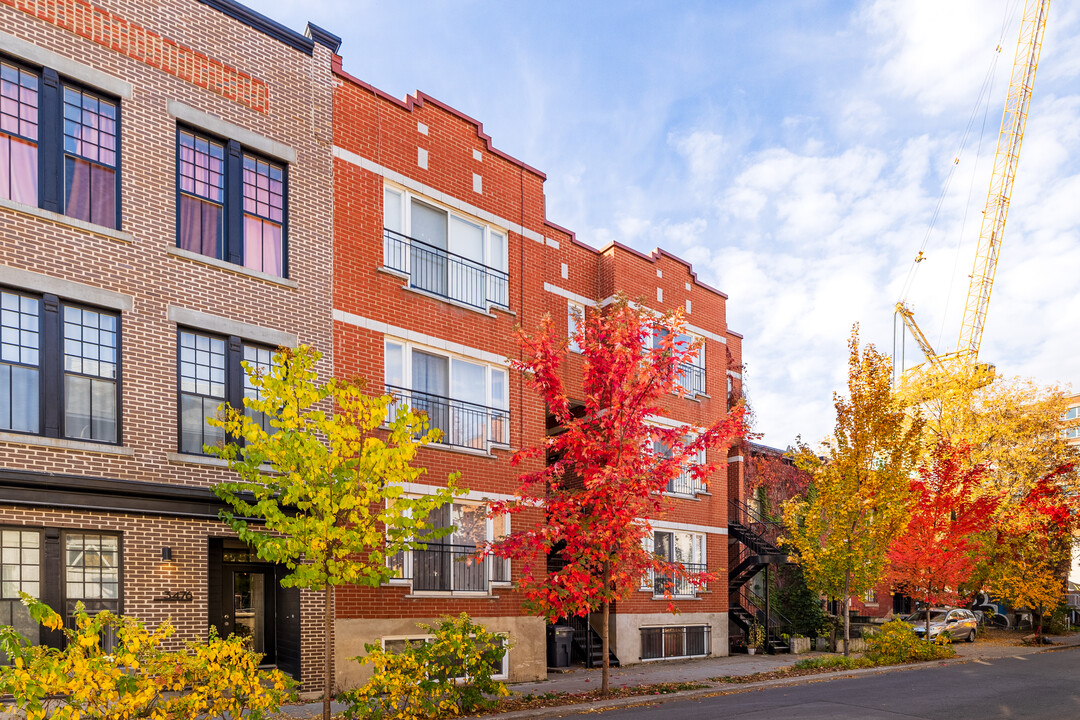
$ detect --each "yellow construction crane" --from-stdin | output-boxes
[895,0,1050,386]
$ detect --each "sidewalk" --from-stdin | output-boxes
[276,631,1080,718]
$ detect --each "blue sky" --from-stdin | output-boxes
[247,0,1080,449]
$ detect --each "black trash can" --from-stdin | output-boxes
[547,625,573,668]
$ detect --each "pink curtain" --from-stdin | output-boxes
[0,135,38,205]
[244,215,282,276]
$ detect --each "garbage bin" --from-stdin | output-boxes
[547,625,573,668]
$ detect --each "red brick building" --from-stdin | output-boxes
[330,55,745,686]
[0,0,337,691]
[1,0,752,693]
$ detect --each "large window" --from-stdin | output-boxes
[0,527,123,657]
[1,57,120,228]
[177,330,274,455]
[650,530,705,598]
[652,438,706,496]
[383,187,508,311]
[388,501,510,594]
[0,288,120,443]
[384,340,508,452]
[177,129,286,277]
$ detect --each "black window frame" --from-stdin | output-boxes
[59,529,123,650]
[0,526,45,656]
[0,526,123,654]
[175,328,274,456]
[0,286,123,445]
[174,125,290,278]
[0,53,123,229]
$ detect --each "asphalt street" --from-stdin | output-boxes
[552,648,1080,719]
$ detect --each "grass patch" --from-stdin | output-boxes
[488,681,709,714]
[793,655,877,670]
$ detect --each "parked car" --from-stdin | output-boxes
[905,607,978,642]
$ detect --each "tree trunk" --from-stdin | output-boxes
[601,561,612,696]
[323,585,332,720]
[925,601,931,644]
[842,575,851,657]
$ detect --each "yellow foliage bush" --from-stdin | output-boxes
[0,595,295,720]
[343,613,510,720]
[864,618,954,664]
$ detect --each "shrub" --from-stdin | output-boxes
[343,613,510,720]
[864,618,954,664]
[0,595,294,720]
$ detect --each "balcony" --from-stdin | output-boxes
[666,469,704,496]
[386,385,509,452]
[384,228,509,311]
[652,562,708,598]
[389,543,510,592]
[677,363,705,396]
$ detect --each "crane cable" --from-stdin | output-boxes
[896,0,1024,316]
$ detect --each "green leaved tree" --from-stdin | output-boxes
[783,327,923,655]
[208,345,460,720]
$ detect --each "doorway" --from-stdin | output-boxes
[208,539,301,678]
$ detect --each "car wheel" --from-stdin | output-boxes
[966,628,976,643]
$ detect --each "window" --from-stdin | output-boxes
[640,625,710,660]
[651,530,705,598]
[567,301,584,353]
[384,340,508,452]
[177,330,274,455]
[646,323,705,396]
[0,529,42,648]
[0,288,120,443]
[1,57,120,228]
[63,531,120,650]
[388,501,510,594]
[383,186,508,311]
[177,129,286,277]
[0,60,38,206]
[0,527,122,657]
[382,634,508,679]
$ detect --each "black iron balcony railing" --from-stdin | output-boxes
[677,362,705,396]
[384,228,509,311]
[389,543,509,592]
[386,385,509,452]
[666,469,703,496]
[652,561,708,598]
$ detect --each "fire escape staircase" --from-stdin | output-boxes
[729,499,795,654]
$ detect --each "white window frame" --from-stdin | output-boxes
[379,632,509,680]
[567,300,585,354]
[641,529,707,597]
[387,499,510,595]
[383,184,508,309]
[383,339,509,452]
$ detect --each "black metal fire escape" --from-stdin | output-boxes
[728,498,794,654]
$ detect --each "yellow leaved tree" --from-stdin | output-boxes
[783,327,923,655]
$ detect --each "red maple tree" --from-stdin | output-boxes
[487,296,746,694]
[886,442,1000,639]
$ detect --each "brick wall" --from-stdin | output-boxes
[0,0,334,691]
[331,57,743,674]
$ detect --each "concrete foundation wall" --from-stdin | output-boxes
[612,611,728,665]
[334,614,546,690]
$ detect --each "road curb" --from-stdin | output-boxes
[477,643,1080,719]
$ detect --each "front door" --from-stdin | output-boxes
[209,539,290,670]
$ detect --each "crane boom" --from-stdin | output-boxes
[895,0,1049,385]
[955,0,1049,362]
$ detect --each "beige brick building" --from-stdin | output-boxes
[0,0,336,690]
